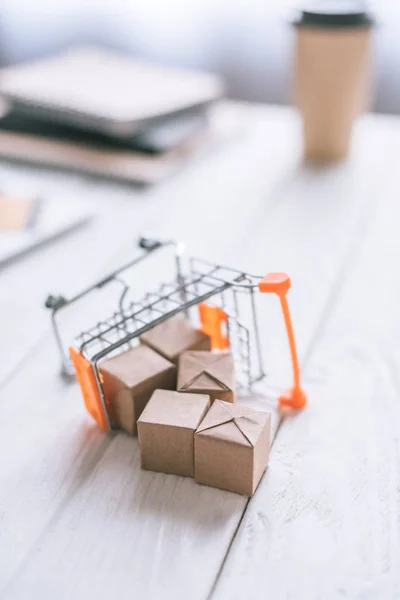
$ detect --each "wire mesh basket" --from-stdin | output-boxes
[46,237,306,432]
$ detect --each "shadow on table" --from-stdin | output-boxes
[91,429,246,532]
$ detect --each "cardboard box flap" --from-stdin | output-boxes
[179,352,234,391]
[181,370,231,392]
[138,390,210,429]
[100,345,174,391]
[196,399,233,432]
[196,399,267,447]
[140,315,210,360]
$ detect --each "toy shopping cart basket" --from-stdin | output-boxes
[46,237,306,432]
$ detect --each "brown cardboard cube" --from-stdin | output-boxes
[137,389,210,477]
[99,345,176,435]
[177,351,235,404]
[140,315,211,364]
[195,399,271,496]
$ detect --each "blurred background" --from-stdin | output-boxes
[0,0,399,114]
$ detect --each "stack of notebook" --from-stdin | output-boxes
[0,47,227,184]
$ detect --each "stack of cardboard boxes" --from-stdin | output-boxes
[99,315,271,496]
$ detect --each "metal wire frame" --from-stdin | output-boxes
[77,272,266,431]
[45,237,185,376]
[46,236,269,431]
[77,262,264,366]
[188,258,266,386]
[77,267,221,355]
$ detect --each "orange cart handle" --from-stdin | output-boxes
[258,273,306,411]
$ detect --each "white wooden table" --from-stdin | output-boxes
[1,103,400,600]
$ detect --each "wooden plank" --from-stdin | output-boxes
[0,108,394,600]
[213,115,400,599]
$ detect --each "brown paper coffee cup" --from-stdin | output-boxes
[294,2,374,162]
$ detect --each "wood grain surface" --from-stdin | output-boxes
[0,104,398,600]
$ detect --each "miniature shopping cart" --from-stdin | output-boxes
[46,237,306,432]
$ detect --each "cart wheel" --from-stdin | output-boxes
[45,294,67,310]
[138,237,162,251]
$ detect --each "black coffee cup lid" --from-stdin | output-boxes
[295,0,374,28]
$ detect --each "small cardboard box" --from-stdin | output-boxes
[138,389,210,477]
[177,351,235,404]
[99,345,176,435]
[140,315,211,364]
[195,399,271,496]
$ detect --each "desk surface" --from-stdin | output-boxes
[1,103,400,600]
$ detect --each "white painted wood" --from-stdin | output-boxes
[0,105,397,600]
[213,115,400,600]
[0,104,296,598]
